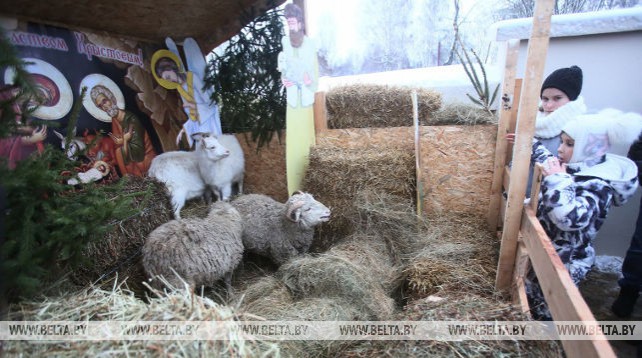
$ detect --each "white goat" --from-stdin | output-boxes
[199,134,245,201]
[148,133,229,219]
[230,191,331,265]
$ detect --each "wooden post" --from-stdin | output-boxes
[495,0,555,292]
[412,90,424,216]
[313,91,328,140]
[487,39,520,231]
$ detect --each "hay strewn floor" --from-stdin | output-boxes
[5,189,563,357]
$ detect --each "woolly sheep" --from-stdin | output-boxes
[142,201,244,293]
[148,132,229,219]
[199,134,245,202]
[230,191,331,265]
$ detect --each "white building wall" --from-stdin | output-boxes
[490,7,642,256]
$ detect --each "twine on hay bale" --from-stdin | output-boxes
[278,253,396,320]
[303,147,415,249]
[4,281,280,357]
[325,84,442,129]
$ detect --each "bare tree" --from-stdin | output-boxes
[499,0,640,19]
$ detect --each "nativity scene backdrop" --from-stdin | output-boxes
[0,19,216,181]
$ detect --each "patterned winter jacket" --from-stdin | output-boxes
[531,141,639,284]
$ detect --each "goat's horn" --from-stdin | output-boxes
[286,200,305,221]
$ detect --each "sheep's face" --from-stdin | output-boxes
[193,132,230,161]
[286,191,331,228]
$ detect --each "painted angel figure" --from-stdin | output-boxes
[151,37,222,149]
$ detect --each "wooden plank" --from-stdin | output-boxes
[530,163,543,211]
[412,90,424,216]
[511,241,531,314]
[313,91,328,139]
[487,39,521,231]
[495,0,555,292]
[505,78,523,165]
[521,206,616,358]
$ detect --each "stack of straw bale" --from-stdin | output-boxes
[325,84,442,128]
[303,146,415,249]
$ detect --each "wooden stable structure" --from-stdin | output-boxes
[312,1,616,357]
[487,1,615,357]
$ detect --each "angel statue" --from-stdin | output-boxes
[151,37,222,149]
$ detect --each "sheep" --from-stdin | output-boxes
[142,201,244,295]
[148,132,229,219]
[230,191,331,265]
[199,134,245,202]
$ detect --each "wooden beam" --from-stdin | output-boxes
[313,91,328,141]
[521,207,616,358]
[412,90,424,216]
[495,0,555,292]
[487,39,521,231]
[505,78,523,165]
[511,241,531,314]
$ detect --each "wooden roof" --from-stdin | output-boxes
[0,0,286,52]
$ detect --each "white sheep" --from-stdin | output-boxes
[199,134,245,202]
[230,191,331,265]
[142,201,244,294]
[148,132,229,219]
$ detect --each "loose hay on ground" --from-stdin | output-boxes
[430,102,497,125]
[325,84,442,129]
[341,292,563,357]
[402,215,499,299]
[278,253,396,320]
[5,281,280,357]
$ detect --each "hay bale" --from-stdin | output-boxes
[278,253,396,320]
[4,283,281,356]
[402,215,499,300]
[325,84,442,129]
[68,176,171,292]
[303,146,415,249]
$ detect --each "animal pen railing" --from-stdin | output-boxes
[312,1,617,357]
[485,1,615,356]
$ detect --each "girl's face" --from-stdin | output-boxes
[557,132,575,164]
[541,88,571,115]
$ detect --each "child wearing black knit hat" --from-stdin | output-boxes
[507,65,588,198]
